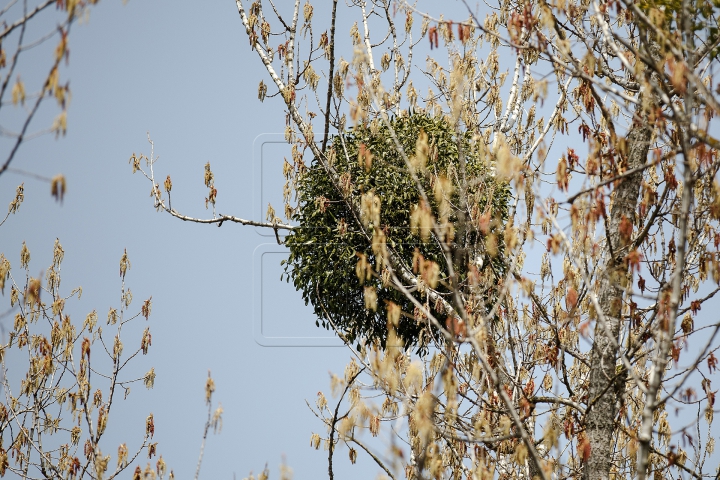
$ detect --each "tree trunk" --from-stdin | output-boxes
[583,117,652,480]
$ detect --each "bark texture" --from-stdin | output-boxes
[583,118,652,480]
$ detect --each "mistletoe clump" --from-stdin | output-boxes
[284,113,510,352]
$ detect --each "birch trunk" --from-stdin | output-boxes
[583,117,652,480]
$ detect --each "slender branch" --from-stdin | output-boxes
[321,0,338,153]
[328,367,365,480]
[565,154,666,205]
[348,435,395,480]
[195,372,216,480]
[166,210,294,230]
[0,0,54,41]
